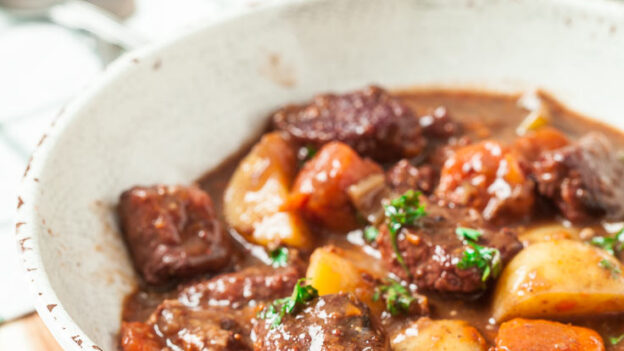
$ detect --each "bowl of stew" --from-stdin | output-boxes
[16,0,624,350]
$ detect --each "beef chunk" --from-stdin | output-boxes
[121,260,305,351]
[121,301,255,351]
[378,201,522,294]
[253,293,389,351]
[386,160,437,194]
[534,133,624,223]
[179,258,305,308]
[436,140,535,222]
[273,86,425,161]
[148,300,253,351]
[289,142,383,231]
[418,106,459,139]
[118,185,232,285]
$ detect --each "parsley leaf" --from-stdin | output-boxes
[599,259,621,279]
[590,229,624,256]
[364,226,380,242]
[384,190,427,274]
[258,278,318,328]
[269,247,289,267]
[611,334,624,345]
[456,227,502,282]
[456,227,482,241]
[298,145,318,165]
[373,278,416,316]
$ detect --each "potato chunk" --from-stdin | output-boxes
[224,132,311,248]
[518,223,579,246]
[289,142,382,231]
[391,318,487,351]
[492,240,624,321]
[306,246,383,314]
[494,318,605,351]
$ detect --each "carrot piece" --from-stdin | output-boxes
[119,322,161,351]
[512,126,569,161]
[289,142,382,232]
[494,318,605,351]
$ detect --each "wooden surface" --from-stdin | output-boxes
[0,313,63,351]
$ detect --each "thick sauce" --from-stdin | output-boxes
[122,89,624,350]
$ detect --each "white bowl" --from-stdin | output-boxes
[15,0,624,349]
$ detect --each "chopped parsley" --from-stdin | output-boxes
[258,278,318,328]
[610,333,624,345]
[373,278,416,316]
[269,247,289,267]
[456,227,482,241]
[384,190,427,274]
[298,145,318,164]
[456,227,502,282]
[599,259,621,279]
[590,229,624,256]
[364,226,380,242]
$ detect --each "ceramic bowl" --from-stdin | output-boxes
[15,0,624,349]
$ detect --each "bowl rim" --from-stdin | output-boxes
[14,0,624,349]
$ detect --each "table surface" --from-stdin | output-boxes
[0,313,62,351]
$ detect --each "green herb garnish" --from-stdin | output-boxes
[610,333,624,345]
[373,278,416,316]
[590,229,624,256]
[456,227,502,282]
[599,259,621,279]
[384,190,427,274]
[299,145,318,165]
[269,247,289,267]
[364,226,380,242]
[456,227,482,241]
[258,278,318,328]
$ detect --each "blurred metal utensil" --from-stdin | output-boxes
[1,0,146,51]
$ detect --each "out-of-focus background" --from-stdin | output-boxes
[0,0,261,348]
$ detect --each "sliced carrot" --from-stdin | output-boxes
[289,142,382,232]
[119,322,161,351]
[494,318,605,351]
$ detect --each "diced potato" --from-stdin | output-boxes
[391,318,487,351]
[492,240,624,321]
[289,142,382,232]
[306,246,384,314]
[224,132,312,248]
[519,223,579,246]
[494,318,605,351]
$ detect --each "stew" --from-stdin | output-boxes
[117,86,624,351]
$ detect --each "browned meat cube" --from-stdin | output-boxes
[147,300,253,351]
[121,258,306,351]
[386,159,437,194]
[273,86,425,161]
[534,133,624,223]
[418,105,460,139]
[378,201,522,294]
[288,142,383,232]
[253,293,389,351]
[179,254,305,308]
[118,185,232,285]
